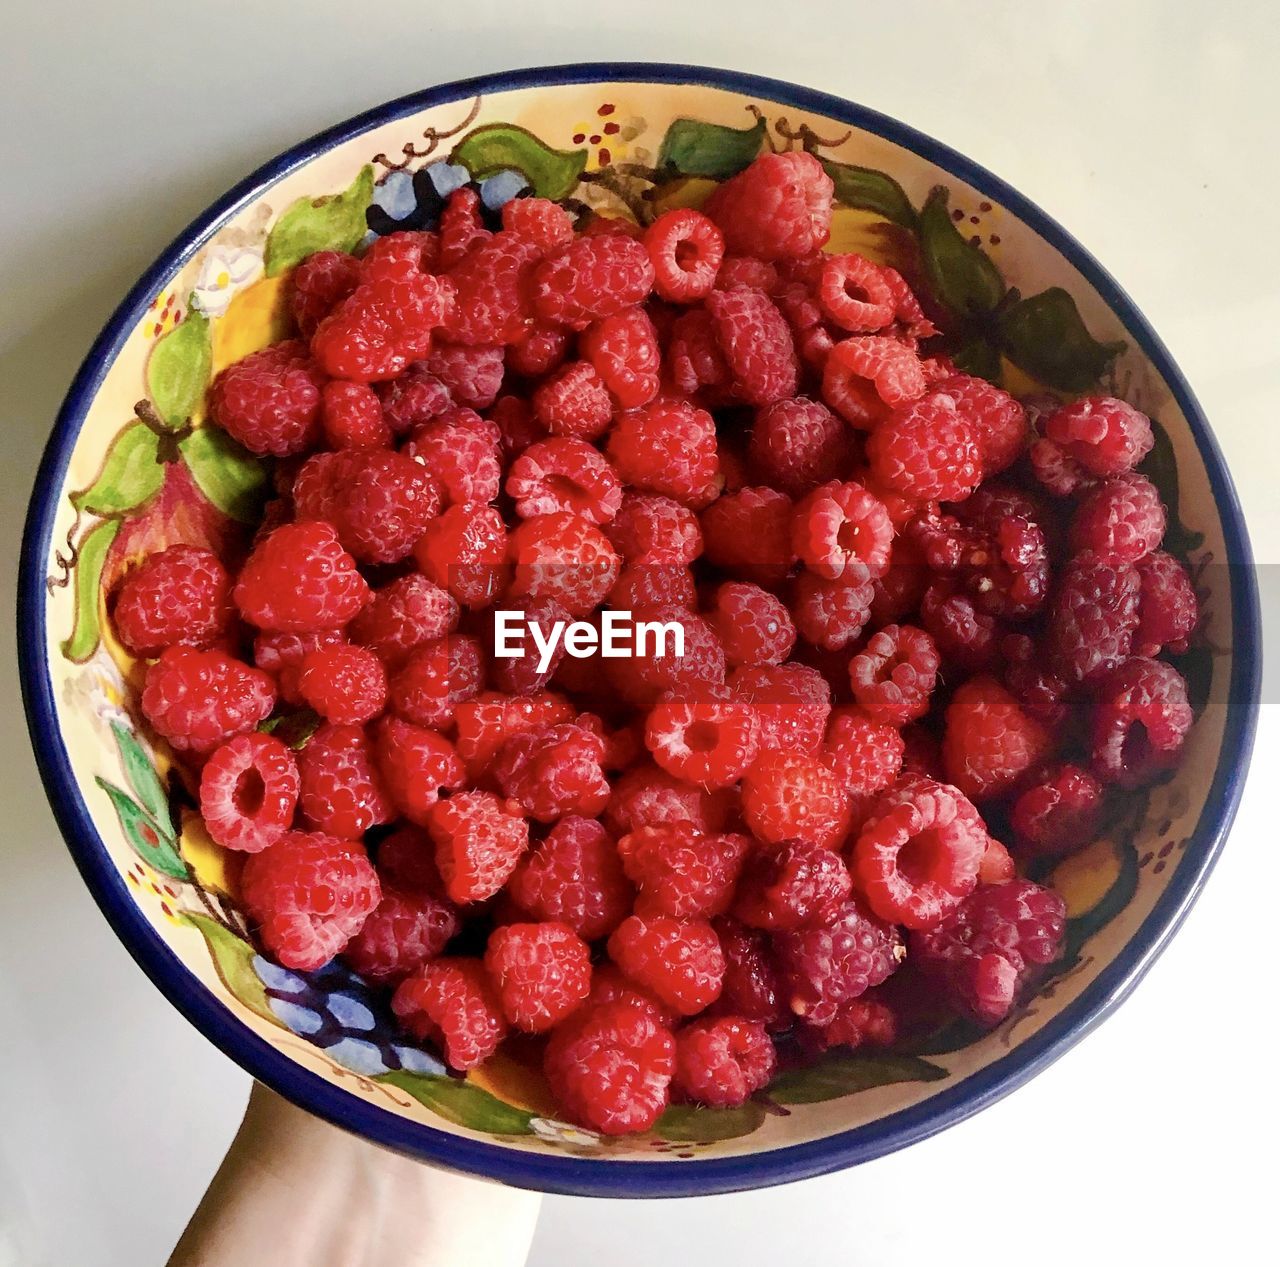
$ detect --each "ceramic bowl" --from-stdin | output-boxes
[18,64,1261,1196]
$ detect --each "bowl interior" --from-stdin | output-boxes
[20,66,1258,1195]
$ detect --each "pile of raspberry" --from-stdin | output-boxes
[115,151,1198,1135]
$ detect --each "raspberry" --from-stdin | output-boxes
[507,322,571,378]
[531,233,655,330]
[361,230,439,282]
[817,254,895,331]
[822,336,926,429]
[808,994,899,1052]
[376,366,451,435]
[584,963,677,1027]
[493,722,610,822]
[208,340,324,456]
[867,391,981,501]
[297,643,388,724]
[748,396,850,496]
[700,486,795,585]
[112,545,232,658]
[619,824,750,920]
[392,958,507,1070]
[850,776,988,929]
[729,662,831,756]
[388,636,484,729]
[253,629,345,705]
[483,597,572,695]
[374,717,464,826]
[607,914,725,1016]
[1070,472,1166,564]
[711,918,788,1029]
[919,581,1003,673]
[297,722,394,839]
[1091,656,1193,788]
[141,646,274,755]
[772,900,903,1025]
[1046,553,1141,685]
[544,1001,675,1135]
[438,188,492,269]
[501,195,575,251]
[605,493,702,565]
[529,359,613,440]
[667,308,732,396]
[911,879,1066,1025]
[580,306,661,410]
[869,537,928,625]
[605,606,726,710]
[506,437,621,525]
[824,706,905,800]
[609,564,697,611]
[941,676,1053,801]
[488,394,544,460]
[715,255,781,292]
[483,921,592,1033]
[424,342,505,409]
[704,287,798,405]
[441,233,539,345]
[234,521,370,634]
[644,684,760,789]
[320,381,391,450]
[1002,634,1071,727]
[343,879,460,985]
[291,250,361,339]
[413,504,508,610]
[605,762,732,836]
[1135,550,1198,656]
[349,574,459,668]
[848,624,939,726]
[792,572,875,652]
[742,749,851,848]
[733,838,853,931]
[937,374,1026,476]
[880,265,937,341]
[607,399,720,507]
[241,831,380,971]
[1011,763,1104,858]
[453,690,573,776]
[703,151,834,260]
[506,816,632,940]
[508,511,620,616]
[374,824,443,891]
[403,418,501,506]
[643,208,725,302]
[673,1017,776,1107]
[198,732,299,853]
[791,480,893,582]
[709,582,796,667]
[1039,396,1155,492]
[424,789,529,904]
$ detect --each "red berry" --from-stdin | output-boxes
[199,732,299,853]
[425,342,505,409]
[297,722,394,839]
[1038,396,1154,493]
[320,381,391,450]
[580,306,661,410]
[113,545,233,658]
[141,646,275,755]
[507,437,622,524]
[427,790,530,904]
[361,230,438,282]
[254,629,345,705]
[748,396,850,496]
[823,336,926,429]
[605,492,703,565]
[292,251,361,339]
[388,636,485,729]
[741,749,851,848]
[619,823,750,920]
[605,761,732,837]
[441,233,540,346]
[413,504,509,610]
[808,994,899,1052]
[607,399,720,507]
[501,196,576,252]
[403,417,501,506]
[817,254,895,331]
[492,722,610,822]
[343,879,460,985]
[941,676,1053,801]
[645,684,760,789]
[673,1017,776,1107]
[848,624,940,726]
[1070,472,1166,564]
[508,511,620,616]
[936,374,1026,476]
[867,391,981,501]
[792,571,875,652]
[711,917,788,1029]
[507,322,572,378]
[438,188,492,269]
[667,308,732,396]
[1010,763,1105,858]
[709,582,796,667]
[703,151,834,260]
[348,574,459,669]
[485,921,592,1032]
[531,233,655,330]
[644,208,725,302]
[374,716,464,826]
[531,359,614,440]
[700,486,795,586]
[605,606,726,710]
[729,662,831,756]
[733,837,853,931]
[297,643,388,724]
[209,340,324,456]
[1090,656,1193,788]
[1135,550,1198,656]
[376,365,451,435]
[584,963,678,1027]
[392,958,507,1070]
[1045,553,1140,685]
[704,287,798,405]
[607,914,725,1016]
[791,480,893,582]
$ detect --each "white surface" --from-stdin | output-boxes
[1,2,1277,1263]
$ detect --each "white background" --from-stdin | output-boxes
[2,2,1278,1263]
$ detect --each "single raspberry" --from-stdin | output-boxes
[643,208,725,302]
[850,776,988,929]
[877,263,936,338]
[291,250,361,339]
[1002,634,1071,727]
[729,662,831,756]
[492,722,610,822]
[392,958,507,1070]
[848,624,940,725]
[453,690,573,776]
[297,643,388,724]
[605,606,726,709]
[619,824,750,920]
[667,308,732,396]
[1011,763,1105,858]
[487,394,545,461]
[343,879,461,985]
[733,838,852,932]
[424,342,505,409]
[822,336,926,429]
[1039,396,1155,492]
[506,437,621,525]
[807,994,899,1052]
[580,306,661,410]
[1046,553,1141,685]
[508,511,620,616]
[824,705,905,806]
[792,572,875,652]
[919,581,1003,673]
[320,381,391,450]
[936,374,1026,476]
[349,574,459,669]
[941,676,1053,801]
[703,151,834,260]
[644,684,760,789]
[361,229,439,282]
[608,563,696,611]
[608,914,725,1016]
[112,545,232,658]
[388,636,484,730]
[741,749,851,848]
[506,322,571,378]
[208,340,324,456]
[703,287,798,406]
[1091,656,1193,788]
[748,396,850,496]
[253,630,344,706]
[700,486,795,585]
[234,521,370,634]
[607,399,721,507]
[817,254,895,331]
[1135,550,1198,655]
[911,879,1066,1025]
[544,1001,675,1134]
[425,789,529,904]
[867,391,981,501]
[709,582,796,667]
[297,722,393,839]
[605,761,732,837]
[441,233,539,346]
[241,831,380,971]
[376,365,451,435]
[711,918,788,1029]
[374,717,464,826]
[674,1017,776,1107]
[484,922,592,1033]
[715,255,781,292]
[437,187,492,269]
[773,899,903,1025]
[141,646,275,755]
[584,963,678,1027]
[199,732,299,853]
[412,504,508,611]
[791,480,893,582]
[531,233,654,330]
[1070,472,1166,564]
[403,418,501,506]
[529,359,613,440]
[501,195,575,252]
[605,492,702,565]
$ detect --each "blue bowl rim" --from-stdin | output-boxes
[17,61,1261,1198]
